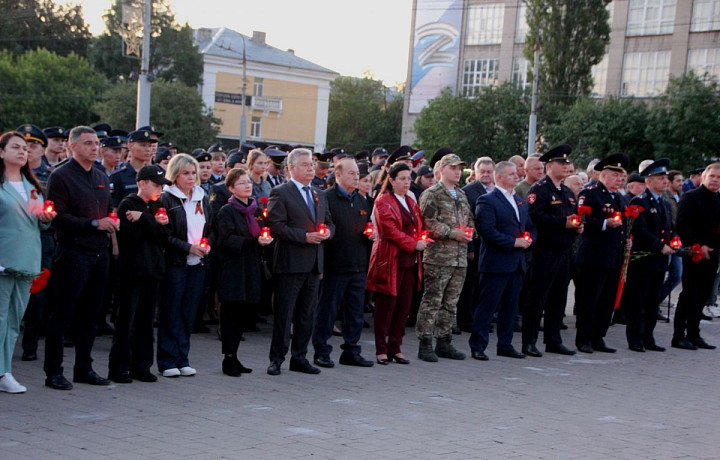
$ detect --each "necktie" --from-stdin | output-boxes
[303,186,316,221]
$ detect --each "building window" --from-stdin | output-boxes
[626,0,676,36]
[512,57,530,89]
[691,0,720,32]
[687,48,720,80]
[462,59,500,96]
[467,4,505,45]
[515,2,528,43]
[253,78,264,97]
[621,50,671,97]
[591,55,609,97]
[251,116,262,138]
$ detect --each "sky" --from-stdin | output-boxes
[64,0,413,86]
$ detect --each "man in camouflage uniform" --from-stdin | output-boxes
[416,153,473,361]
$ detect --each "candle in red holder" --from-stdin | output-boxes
[363,222,374,236]
[109,211,119,224]
[463,226,473,238]
[420,230,430,241]
[318,223,327,235]
[523,231,532,243]
[155,207,167,218]
[261,227,271,238]
[612,211,621,222]
[262,208,268,218]
[570,214,579,226]
[199,237,209,248]
[670,236,682,249]
[44,200,54,213]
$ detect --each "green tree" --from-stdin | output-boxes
[525,0,611,107]
[414,83,530,162]
[94,81,220,151]
[543,97,653,170]
[0,49,107,128]
[0,0,92,57]
[647,73,720,172]
[327,75,403,152]
[89,0,203,87]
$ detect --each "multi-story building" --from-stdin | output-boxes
[402,0,720,145]
[196,28,338,150]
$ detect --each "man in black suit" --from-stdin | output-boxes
[672,163,720,350]
[266,148,333,375]
[456,157,495,331]
[624,159,674,352]
[469,161,535,360]
[574,153,629,354]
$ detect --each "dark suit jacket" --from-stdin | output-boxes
[628,191,673,272]
[267,181,333,275]
[676,185,720,265]
[475,187,535,274]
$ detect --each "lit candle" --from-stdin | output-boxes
[670,236,682,249]
[613,211,621,222]
[523,231,532,243]
[44,200,54,213]
[261,227,271,238]
[109,212,119,224]
[463,226,473,238]
[570,215,579,226]
[421,230,430,241]
[200,237,209,248]
[262,207,268,218]
[363,222,374,236]
[155,207,167,218]
[318,223,327,235]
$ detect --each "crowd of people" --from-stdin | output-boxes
[0,121,718,395]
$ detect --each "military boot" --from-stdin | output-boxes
[435,335,467,360]
[417,336,438,362]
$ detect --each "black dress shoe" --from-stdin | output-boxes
[21,351,37,361]
[577,344,594,354]
[313,356,335,368]
[289,359,321,374]
[592,343,617,353]
[108,372,133,383]
[73,370,111,386]
[222,357,242,377]
[376,356,390,365]
[340,353,374,367]
[546,343,576,355]
[45,374,73,390]
[671,338,697,350]
[497,347,525,359]
[644,343,666,352]
[129,369,158,382]
[387,354,410,365]
[522,344,543,357]
[700,311,713,321]
[267,361,282,375]
[233,358,253,374]
[629,344,645,352]
[471,350,488,361]
[691,337,717,350]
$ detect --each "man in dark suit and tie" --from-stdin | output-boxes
[624,159,675,352]
[266,148,333,375]
[469,161,535,360]
[574,153,629,354]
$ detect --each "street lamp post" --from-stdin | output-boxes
[240,35,248,145]
[136,0,152,128]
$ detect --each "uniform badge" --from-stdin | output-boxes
[210,193,217,202]
[527,193,536,204]
[578,196,585,206]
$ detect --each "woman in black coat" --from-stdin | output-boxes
[215,168,273,376]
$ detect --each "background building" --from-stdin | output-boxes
[402,0,720,145]
[196,28,338,150]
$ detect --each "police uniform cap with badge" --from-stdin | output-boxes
[138,125,164,138]
[527,143,572,205]
[110,129,129,142]
[101,136,124,150]
[192,148,212,163]
[226,149,247,168]
[128,129,158,144]
[208,142,224,154]
[17,123,48,148]
[372,147,389,159]
[92,123,112,139]
[153,146,173,167]
[43,126,67,140]
[387,145,414,167]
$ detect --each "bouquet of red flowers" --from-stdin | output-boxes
[30,268,51,294]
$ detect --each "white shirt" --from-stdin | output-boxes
[9,181,27,202]
[394,193,410,212]
[495,184,519,221]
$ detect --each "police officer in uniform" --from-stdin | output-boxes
[312,152,333,190]
[110,130,157,208]
[624,159,674,352]
[574,153,629,354]
[42,126,67,168]
[521,144,581,357]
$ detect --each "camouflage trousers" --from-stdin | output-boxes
[416,264,466,339]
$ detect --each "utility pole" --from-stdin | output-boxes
[135,0,152,128]
[240,35,248,144]
[527,41,540,156]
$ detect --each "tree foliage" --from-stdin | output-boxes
[327,76,403,152]
[413,83,530,163]
[94,81,220,152]
[543,97,653,170]
[89,0,203,87]
[0,49,107,129]
[0,0,92,57]
[647,73,720,172]
[525,0,611,106]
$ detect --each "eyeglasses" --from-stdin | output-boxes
[234,181,252,186]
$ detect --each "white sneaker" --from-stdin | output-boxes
[162,368,181,378]
[709,306,720,317]
[0,373,27,393]
[179,366,196,377]
[702,306,714,319]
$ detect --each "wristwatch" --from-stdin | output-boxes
[91,219,99,228]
